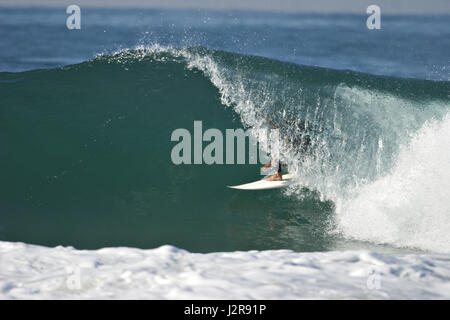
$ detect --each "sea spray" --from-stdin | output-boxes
[335,114,450,252]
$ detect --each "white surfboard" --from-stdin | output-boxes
[227,173,294,190]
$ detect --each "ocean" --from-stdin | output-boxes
[0,7,449,299]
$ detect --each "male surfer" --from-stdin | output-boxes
[262,116,309,181]
[262,160,284,181]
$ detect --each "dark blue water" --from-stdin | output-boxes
[0,7,449,80]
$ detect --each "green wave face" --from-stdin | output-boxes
[0,47,449,252]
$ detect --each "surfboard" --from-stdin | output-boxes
[227,173,294,190]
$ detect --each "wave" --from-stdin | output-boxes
[176,46,450,252]
[0,45,449,252]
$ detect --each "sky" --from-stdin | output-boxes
[0,0,449,14]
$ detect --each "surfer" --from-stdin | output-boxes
[263,160,284,181]
[262,116,310,181]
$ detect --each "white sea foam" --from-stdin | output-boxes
[1,241,449,299]
[336,114,450,253]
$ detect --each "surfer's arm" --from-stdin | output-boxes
[262,162,272,168]
[262,160,286,168]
